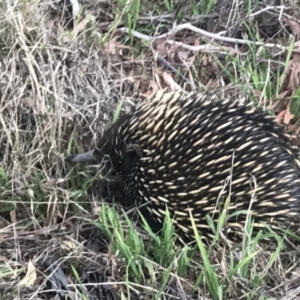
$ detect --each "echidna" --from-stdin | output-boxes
[66,89,300,243]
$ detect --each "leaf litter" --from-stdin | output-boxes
[1,0,300,299]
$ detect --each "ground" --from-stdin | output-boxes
[2,0,300,299]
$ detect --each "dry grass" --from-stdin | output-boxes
[2,0,300,299]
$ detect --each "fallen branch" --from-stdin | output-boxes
[165,39,241,55]
[119,22,300,54]
[117,27,239,56]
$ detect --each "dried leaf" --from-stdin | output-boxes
[92,206,100,215]
[153,38,167,57]
[72,18,88,37]
[277,90,290,99]
[177,50,188,61]
[167,44,178,63]
[194,38,200,47]
[284,101,295,124]
[18,261,37,288]
[61,240,79,250]
[104,37,119,55]
[284,18,300,41]
[275,109,286,124]
[271,90,290,112]
[153,37,180,62]
[162,72,181,91]
[252,90,263,99]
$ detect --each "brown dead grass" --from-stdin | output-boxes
[2,0,300,299]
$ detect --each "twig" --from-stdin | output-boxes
[119,22,300,54]
[165,39,241,55]
[249,5,286,19]
[117,27,238,56]
[138,13,217,23]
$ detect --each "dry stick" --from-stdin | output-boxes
[119,22,300,54]
[118,26,239,55]
[138,13,217,22]
[165,40,240,55]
